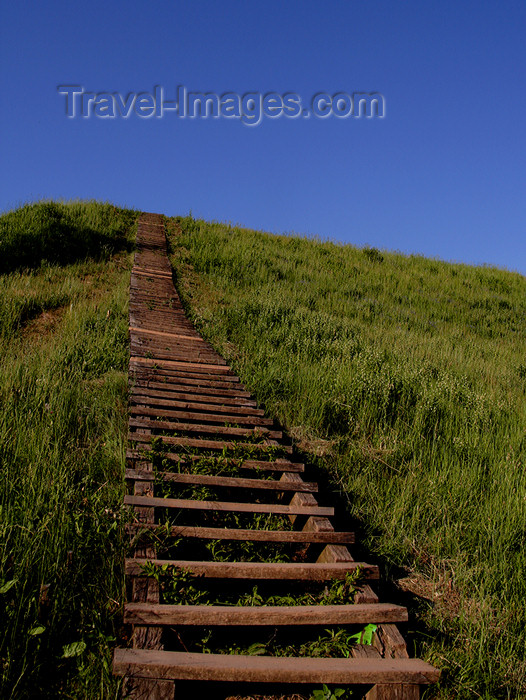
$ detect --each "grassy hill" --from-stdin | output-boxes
[165,216,526,699]
[1,202,525,698]
[0,201,137,698]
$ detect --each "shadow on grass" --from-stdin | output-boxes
[0,202,135,274]
[0,226,134,274]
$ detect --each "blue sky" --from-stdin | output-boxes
[1,1,525,273]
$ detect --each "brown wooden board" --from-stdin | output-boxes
[126,523,354,543]
[125,558,379,580]
[128,405,273,427]
[130,390,263,413]
[129,327,204,342]
[128,433,293,453]
[113,649,440,684]
[129,416,282,439]
[124,602,408,626]
[126,450,304,471]
[130,380,254,400]
[124,494,334,517]
[129,356,234,374]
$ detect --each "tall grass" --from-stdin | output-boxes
[0,201,137,698]
[166,216,526,699]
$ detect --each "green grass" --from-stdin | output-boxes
[0,200,137,698]
[3,201,525,697]
[166,215,526,699]
[0,200,133,273]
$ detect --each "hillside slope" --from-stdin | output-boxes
[166,216,526,699]
[0,201,137,698]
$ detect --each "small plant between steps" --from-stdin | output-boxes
[310,684,352,700]
[139,564,361,607]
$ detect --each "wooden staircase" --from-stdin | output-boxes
[113,213,439,699]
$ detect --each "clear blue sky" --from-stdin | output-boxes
[1,1,525,273]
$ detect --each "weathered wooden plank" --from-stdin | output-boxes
[126,523,354,543]
[124,494,334,517]
[379,624,410,659]
[125,559,379,580]
[113,649,440,684]
[352,644,383,659]
[129,416,281,439]
[130,368,242,386]
[128,433,293,454]
[130,343,222,363]
[126,450,304,472]
[125,469,316,492]
[129,328,203,342]
[130,341,223,363]
[130,344,219,362]
[124,602,408,626]
[132,269,172,279]
[130,356,233,373]
[131,380,254,400]
[129,405,273,427]
[130,390,263,413]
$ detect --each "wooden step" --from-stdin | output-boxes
[129,416,282,439]
[129,285,176,295]
[125,559,379,580]
[129,331,213,347]
[131,378,252,398]
[126,523,355,544]
[124,494,334,517]
[129,303,188,315]
[130,385,257,406]
[124,602,408,626]
[131,372,244,389]
[130,392,263,414]
[131,269,172,280]
[129,339,213,355]
[129,416,283,440]
[131,349,224,367]
[128,433,293,454]
[129,307,185,316]
[130,356,234,375]
[113,649,440,684]
[125,469,318,492]
[126,450,304,472]
[129,324,198,339]
[129,288,177,299]
[129,405,273,427]
[129,327,204,342]
[131,345,225,365]
[129,319,195,333]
